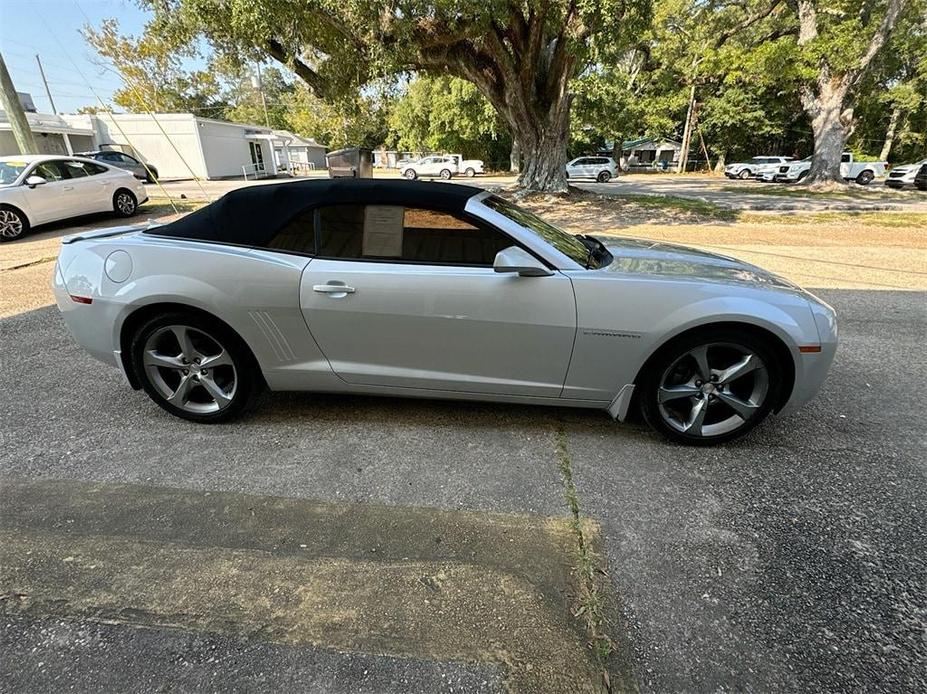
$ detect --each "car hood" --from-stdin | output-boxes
[600,237,798,290]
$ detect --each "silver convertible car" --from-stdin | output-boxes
[54,180,836,444]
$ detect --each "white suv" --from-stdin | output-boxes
[401,156,459,180]
[566,156,618,182]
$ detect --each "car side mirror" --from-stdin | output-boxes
[25,175,47,188]
[493,246,553,277]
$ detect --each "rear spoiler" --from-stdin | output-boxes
[61,222,157,244]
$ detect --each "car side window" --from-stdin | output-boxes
[59,160,90,178]
[317,204,512,266]
[31,162,65,182]
[841,154,851,163]
[266,209,316,255]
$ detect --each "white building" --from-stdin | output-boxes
[616,137,682,170]
[60,113,325,180]
[1,95,95,156]
[272,130,327,171]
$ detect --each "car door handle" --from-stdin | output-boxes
[313,283,355,294]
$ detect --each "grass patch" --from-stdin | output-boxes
[609,193,737,220]
[555,426,619,691]
[738,210,927,228]
[140,199,208,217]
[719,184,904,200]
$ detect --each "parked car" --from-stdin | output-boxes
[914,163,927,191]
[80,150,159,183]
[885,158,927,189]
[724,156,792,180]
[400,156,458,180]
[447,154,484,177]
[566,156,618,182]
[775,153,887,184]
[53,179,836,445]
[0,155,148,242]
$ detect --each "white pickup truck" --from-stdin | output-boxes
[773,153,887,185]
[447,154,485,177]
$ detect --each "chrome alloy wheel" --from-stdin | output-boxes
[0,209,24,239]
[143,325,237,414]
[657,342,769,438]
[115,191,136,215]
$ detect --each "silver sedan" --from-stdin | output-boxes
[53,179,836,445]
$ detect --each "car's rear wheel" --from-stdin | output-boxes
[130,312,260,423]
[855,170,874,185]
[465,167,476,177]
[739,169,752,179]
[597,170,612,183]
[639,328,783,445]
[404,169,417,180]
[0,205,29,242]
[440,168,452,180]
[113,189,138,217]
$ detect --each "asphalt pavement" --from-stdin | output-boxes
[0,285,924,692]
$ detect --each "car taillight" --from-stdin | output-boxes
[69,295,93,304]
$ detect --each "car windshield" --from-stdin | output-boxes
[482,195,600,268]
[0,160,29,185]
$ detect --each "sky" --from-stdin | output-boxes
[0,0,153,114]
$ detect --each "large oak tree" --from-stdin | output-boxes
[148,0,648,192]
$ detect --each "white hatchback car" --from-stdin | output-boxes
[566,156,618,182]
[0,155,148,242]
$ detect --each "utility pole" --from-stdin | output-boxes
[253,63,270,129]
[0,51,37,154]
[35,55,57,113]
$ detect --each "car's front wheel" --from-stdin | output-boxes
[404,169,417,180]
[0,205,29,242]
[113,189,138,217]
[639,328,783,445]
[130,312,260,423]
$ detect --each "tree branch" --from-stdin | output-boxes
[265,38,326,95]
[851,0,907,85]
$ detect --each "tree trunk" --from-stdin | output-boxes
[802,77,850,184]
[509,140,521,173]
[714,151,727,173]
[879,106,901,161]
[505,95,571,192]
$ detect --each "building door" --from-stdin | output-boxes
[249,142,265,172]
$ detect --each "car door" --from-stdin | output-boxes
[59,159,113,213]
[20,160,81,223]
[299,203,577,396]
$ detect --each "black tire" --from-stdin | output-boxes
[130,311,261,423]
[113,189,138,217]
[639,327,784,446]
[439,168,452,180]
[597,170,612,183]
[855,170,874,185]
[404,169,417,180]
[465,167,476,177]
[0,205,29,242]
[739,169,752,180]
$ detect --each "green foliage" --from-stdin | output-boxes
[282,83,389,149]
[386,76,511,165]
[83,18,224,114]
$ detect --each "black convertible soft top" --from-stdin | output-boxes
[146,178,483,246]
